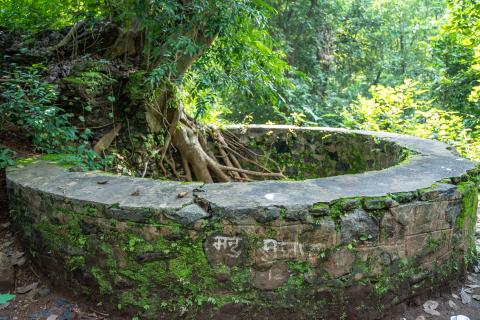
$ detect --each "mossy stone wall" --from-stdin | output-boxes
[6,125,480,319]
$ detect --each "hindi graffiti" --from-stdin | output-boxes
[204,235,247,266]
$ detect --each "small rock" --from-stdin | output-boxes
[472,294,480,301]
[416,316,426,320]
[11,251,25,267]
[11,256,26,267]
[460,288,472,304]
[467,275,477,283]
[473,265,480,273]
[177,191,188,198]
[423,300,439,310]
[168,204,210,225]
[466,284,480,289]
[16,282,38,294]
[423,299,440,316]
[448,300,459,310]
[252,262,289,290]
[0,252,15,290]
[451,316,470,320]
[0,241,13,251]
[452,293,460,299]
[46,315,58,320]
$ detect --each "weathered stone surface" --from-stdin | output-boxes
[379,211,404,245]
[4,125,479,319]
[306,217,339,251]
[309,203,329,216]
[253,238,306,266]
[356,245,405,276]
[405,229,452,261]
[0,252,14,290]
[390,201,452,235]
[252,262,289,290]
[252,206,281,223]
[104,207,152,223]
[323,248,355,278]
[446,201,462,226]
[363,198,390,210]
[270,224,312,241]
[340,208,379,243]
[390,191,417,203]
[167,204,210,225]
[419,183,461,201]
[204,234,247,267]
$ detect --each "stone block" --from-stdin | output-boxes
[419,183,461,201]
[340,208,379,243]
[405,229,452,262]
[323,248,355,278]
[252,261,289,290]
[253,238,306,266]
[204,234,248,267]
[379,211,404,245]
[306,217,339,251]
[167,204,210,225]
[390,201,453,235]
[356,245,406,276]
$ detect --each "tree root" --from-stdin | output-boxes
[164,114,285,182]
[48,21,86,52]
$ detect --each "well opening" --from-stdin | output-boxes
[223,126,407,180]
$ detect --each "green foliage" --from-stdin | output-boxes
[0,64,79,152]
[343,79,480,161]
[0,146,15,169]
[0,294,15,305]
[431,0,480,116]
[0,0,101,31]
[0,64,112,169]
[183,22,309,124]
[265,0,445,125]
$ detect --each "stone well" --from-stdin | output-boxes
[6,125,480,319]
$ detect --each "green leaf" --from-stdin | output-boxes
[0,294,15,305]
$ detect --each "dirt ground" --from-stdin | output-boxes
[0,128,479,320]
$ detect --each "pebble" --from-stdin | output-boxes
[423,300,440,316]
[460,288,472,304]
[448,299,459,310]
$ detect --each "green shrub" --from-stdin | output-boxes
[343,79,480,161]
[0,0,101,31]
[0,147,15,169]
[0,64,79,153]
[0,64,112,170]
